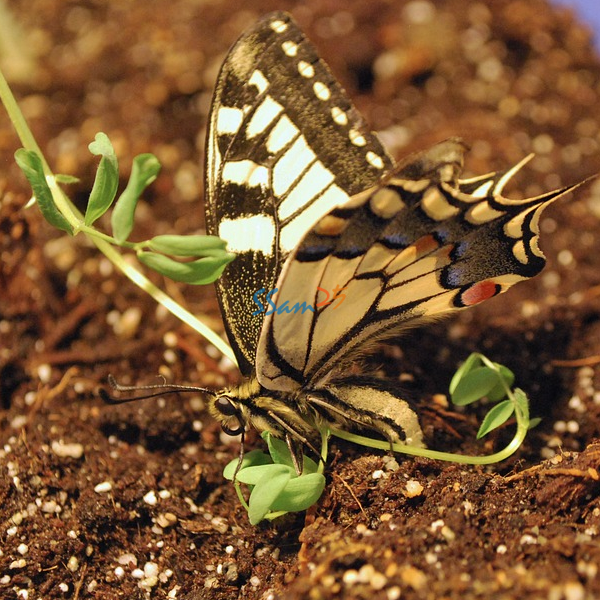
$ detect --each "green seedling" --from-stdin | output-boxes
[224,431,327,524]
[1,66,236,361]
[15,134,235,285]
[450,352,540,439]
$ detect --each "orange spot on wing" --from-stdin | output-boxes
[414,234,439,255]
[460,280,500,306]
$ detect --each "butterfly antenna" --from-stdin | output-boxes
[100,374,216,404]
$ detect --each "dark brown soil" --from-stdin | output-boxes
[1,1,600,599]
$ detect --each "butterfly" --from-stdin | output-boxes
[160,12,581,474]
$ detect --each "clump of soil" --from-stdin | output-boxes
[1,1,600,599]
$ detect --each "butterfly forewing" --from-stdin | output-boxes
[256,142,579,391]
[205,12,394,375]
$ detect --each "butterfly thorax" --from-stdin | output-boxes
[209,378,322,447]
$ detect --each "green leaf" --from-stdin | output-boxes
[88,131,115,157]
[486,365,515,402]
[223,449,272,481]
[301,454,320,474]
[111,153,161,244]
[265,433,296,469]
[449,354,482,395]
[248,466,292,525]
[270,473,326,512]
[513,388,530,419]
[14,149,73,234]
[528,417,541,430]
[476,400,515,439]
[262,431,320,474]
[137,251,235,284]
[148,234,227,257]
[234,463,295,486]
[85,132,119,226]
[55,174,80,184]
[451,366,502,406]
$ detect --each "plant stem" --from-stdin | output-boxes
[98,242,236,362]
[331,423,527,465]
[0,67,45,159]
[233,481,250,512]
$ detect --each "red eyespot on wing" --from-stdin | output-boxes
[459,280,501,307]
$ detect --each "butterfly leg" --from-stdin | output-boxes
[264,409,323,474]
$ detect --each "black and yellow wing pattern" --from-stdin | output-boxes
[205,12,393,377]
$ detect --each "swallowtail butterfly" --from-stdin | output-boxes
[208,13,579,472]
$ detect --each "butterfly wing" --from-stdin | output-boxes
[256,140,579,391]
[204,12,394,375]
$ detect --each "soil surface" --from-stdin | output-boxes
[1,1,600,599]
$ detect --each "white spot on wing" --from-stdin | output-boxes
[512,239,529,264]
[298,60,315,78]
[390,178,429,193]
[349,129,366,146]
[222,160,269,188]
[270,19,288,34]
[331,107,348,126]
[421,187,460,220]
[466,200,504,225]
[313,81,331,101]
[366,151,385,170]
[267,115,300,154]
[266,115,300,154]
[282,40,298,56]
[273,136,316,197]
[206,121,221,197]
[314,215,348,236]
[470,180,494,198]
[246,96,284,138]
[369,187,406,219]
[279,184,349,252]
[278,162,335,220]
[504,206,538,240]
[248,70,269,94]
[216,106,245,135]
[219,215,275,255]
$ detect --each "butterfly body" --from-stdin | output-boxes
[204,12,580,472]
[211,375,424,471]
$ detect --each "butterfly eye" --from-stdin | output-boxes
[215,396,238,416]
[214,397,244,436]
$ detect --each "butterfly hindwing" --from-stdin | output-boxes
[205,12,394,375]
[256,141,579,391]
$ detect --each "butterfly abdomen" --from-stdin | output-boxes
[307,380,424,448]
